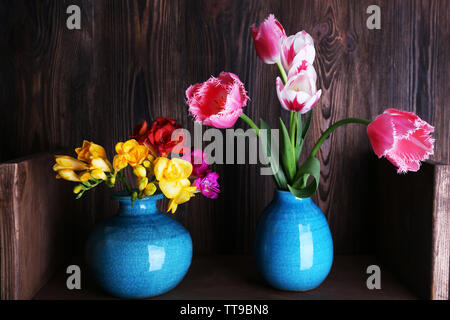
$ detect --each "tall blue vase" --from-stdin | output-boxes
[85,192,192,298]
[254,190,333,291]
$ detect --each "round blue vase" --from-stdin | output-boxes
[85,192,192,298]
[254,190,333,291]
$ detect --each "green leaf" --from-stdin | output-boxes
[105,179,114,188]
[279,117,296,182]
[302,110,313,139]
[75,191,85,199]
[82,180,92,187]
[294,140,304,165]
[295,113,303,161]
[288,157,321,198]
[260,119,287,189]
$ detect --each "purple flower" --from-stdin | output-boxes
[182,149,211,178]
[194,172,220,199]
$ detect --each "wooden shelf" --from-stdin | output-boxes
[3,154,445,300]
[34,255,417,300]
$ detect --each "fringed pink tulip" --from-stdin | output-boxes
[186,72,249,129]
[251,14,286,64]
[280,30,316,73]
[367,108,434,173]
[276,60,322,113]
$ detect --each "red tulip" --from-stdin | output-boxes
[186,72,249,129]
[367,109,434,173]
[251,14,286,64]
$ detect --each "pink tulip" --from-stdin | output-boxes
[280,30,316,73]
[251,14,286,64]
[186,72,249,129]
[367,108,434,173]
[276,60,322,113]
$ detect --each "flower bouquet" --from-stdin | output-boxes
[52,117,220,298]
[53,117,220,212]
[185,14,435,291]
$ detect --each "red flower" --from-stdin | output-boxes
[133,117,185,157]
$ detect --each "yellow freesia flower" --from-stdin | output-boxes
[54,141,114,193]
[91,169,107,180]
[75,140,107,162]
[79,171,92,181]
[73,185,83,194]
[113,139,149,171]
[154,157,194,202]
[144,182,157,196]
[90,157,113,172]
[142,160,151,168]
[113,154,128,172]
[154,158,192,181]
[56,169,81,182]
[133,165,146,178]
[167,186,197,214]
[138,177,148,191]
[53,155,89,171]
[53,156,90,182]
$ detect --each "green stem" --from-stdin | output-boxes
[289,112,296,142]
[288,112,297,161]
[277,62,298,161]
[118,170,132,194]
[276,61,288,84]
[239,113,260,136]
[309,118,371,158]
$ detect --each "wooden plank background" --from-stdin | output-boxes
[0,0,448,256]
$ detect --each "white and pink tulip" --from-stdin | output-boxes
[276,60,322,114]
[280,30,316,73]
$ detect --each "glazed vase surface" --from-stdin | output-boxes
[85,192,192,298]
[254,190,333,291]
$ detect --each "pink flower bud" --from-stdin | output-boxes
[251,14,286,64]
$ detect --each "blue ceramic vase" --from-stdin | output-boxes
[254,190,333,291]
[85,192,192,298]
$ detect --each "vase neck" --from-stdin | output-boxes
[274,190,312,205]
[113,192,164,216]
[118,201,158,216]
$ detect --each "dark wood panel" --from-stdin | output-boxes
[375,160,449,300]
[431,164,449,300]
[0,154,76,299]
[0,0,448,256]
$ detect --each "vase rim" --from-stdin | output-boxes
[275,189,311,201]
[111,190,165,202]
